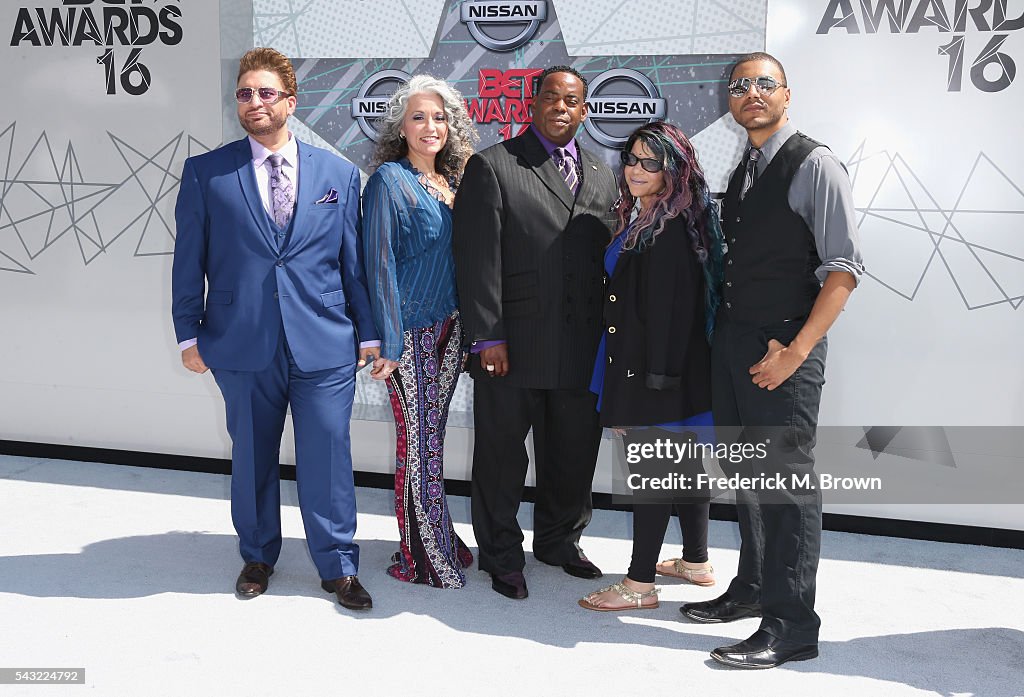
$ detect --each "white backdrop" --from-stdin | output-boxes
[769,0,1024,527]
[0,1,228,456]
[1,0,1021,530]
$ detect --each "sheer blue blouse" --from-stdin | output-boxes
[361,159,458,361]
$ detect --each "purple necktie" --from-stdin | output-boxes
[554,147,580,196]
[267,153,294,228]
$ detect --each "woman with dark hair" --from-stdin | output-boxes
[579,120,723,611]
[362,75,479,588]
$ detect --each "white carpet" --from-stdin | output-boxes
[1,455,1022,697]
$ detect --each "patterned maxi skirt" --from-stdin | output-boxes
[385,310,473,588]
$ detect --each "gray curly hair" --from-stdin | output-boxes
[372,74,478,184]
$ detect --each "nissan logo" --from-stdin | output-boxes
[460,1,548,52]
[351,69,411,142]
[583,69,667,148]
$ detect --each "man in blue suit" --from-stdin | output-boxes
[172,48,379,610]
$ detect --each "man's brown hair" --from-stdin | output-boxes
[237,47,297,96]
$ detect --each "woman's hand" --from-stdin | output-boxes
[370,356,400,381]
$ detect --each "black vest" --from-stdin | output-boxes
[720,132,823,325]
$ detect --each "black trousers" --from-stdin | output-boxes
[712,316,827,645]
[470,378,602,574]
[621,427,710,583]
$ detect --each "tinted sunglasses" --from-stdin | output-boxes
[620,151,664,173]
[727,75,785,98]
[235,87,292,104]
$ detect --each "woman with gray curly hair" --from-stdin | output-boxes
[362,74,479,588]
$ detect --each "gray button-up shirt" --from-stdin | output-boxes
[750,122,865,284]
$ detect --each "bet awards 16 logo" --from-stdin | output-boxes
[817,0,1020,92]
[9,0,183,96]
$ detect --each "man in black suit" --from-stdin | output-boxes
[452,66,618,600]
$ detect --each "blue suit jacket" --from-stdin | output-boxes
[172,137,378,372]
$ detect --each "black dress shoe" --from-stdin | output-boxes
[560,556,603,580]
[711,629,818,669]
[536,554,604,580]
[490,571,528,600]
[321,576,372,610]
[680,592,761,623]
[235,561,273,598]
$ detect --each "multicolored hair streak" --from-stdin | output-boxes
[612,120,725,338]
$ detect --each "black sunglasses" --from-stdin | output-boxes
[620,151,664,173]
[235,87,292,104]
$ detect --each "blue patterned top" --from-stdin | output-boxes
[362,159,458,361]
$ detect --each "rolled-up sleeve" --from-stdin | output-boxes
[790,149,865,285]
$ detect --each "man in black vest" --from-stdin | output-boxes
[453,66,618,600]
[679,52,864,668]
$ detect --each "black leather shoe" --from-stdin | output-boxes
[235,561,273,598]
[560,556,603,579]
[490,571,528,600]
[536,554,604,580]
[321,576,373,610]
[711,629,818,669]
[680,592,761,623]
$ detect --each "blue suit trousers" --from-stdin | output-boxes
[212,333,359,580]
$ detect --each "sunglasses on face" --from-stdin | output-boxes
[620,151,664,173]
[727,75,785,98]
[235,87,292,104]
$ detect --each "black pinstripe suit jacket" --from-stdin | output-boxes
[453,129,618,389]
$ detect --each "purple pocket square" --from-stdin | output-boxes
[315,188,338,204]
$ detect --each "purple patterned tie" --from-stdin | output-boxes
[554,147,580,195]
[267,153,294,228]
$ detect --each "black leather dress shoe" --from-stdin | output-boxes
[680,592,761,623]
[490,571,528,599]
[536,554,604,580]
[235,561,273,598]
[321,576,372,610]
[561,557,603,579]
[711,629,818,669]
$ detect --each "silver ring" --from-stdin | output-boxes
[486,364,495,372]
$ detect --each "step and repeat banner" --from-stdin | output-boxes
[1,1,1021,527]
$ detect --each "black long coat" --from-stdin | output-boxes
[598,214,712,427]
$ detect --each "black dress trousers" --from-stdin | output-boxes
[470,377,602,575]
[711,315,827,646]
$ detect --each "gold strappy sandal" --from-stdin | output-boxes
[656,559,716,586]
[578,582,661,612]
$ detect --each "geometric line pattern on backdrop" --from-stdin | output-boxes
[0,122,217,274]
[253,0,315,57]
[558,0,765,56]
[847,140,1024,311]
